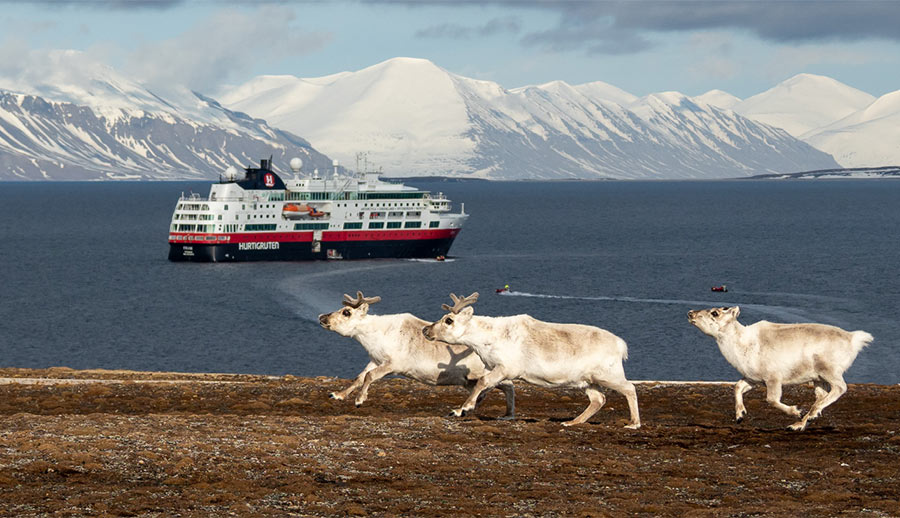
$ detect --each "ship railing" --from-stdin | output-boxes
[179,192,207,202]
[178,193,265,202]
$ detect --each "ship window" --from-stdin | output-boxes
[387,222,402,229]
[294,223,328,230]
[405,221,422,229]
[343,222,363,230]
[224,205,228,210]
[246,224,277,231]
[430,221,440,228]
[368,222,384,229]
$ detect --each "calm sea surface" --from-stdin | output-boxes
[1,180,897,383]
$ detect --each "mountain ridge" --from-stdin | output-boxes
[220,58,839,180]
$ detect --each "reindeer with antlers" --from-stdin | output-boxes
[423,293,641,428]
[318,291,516,417]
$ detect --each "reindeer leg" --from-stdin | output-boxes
[354,363,394,407]
[496,380,516,420]
[765,379,802,419]
[790,374,846,431]
[734,379,753,422]
[331,361,377,400]
[451,369,507,418]
[563,386,606,427]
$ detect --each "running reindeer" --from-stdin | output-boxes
[688,306,873,430]
[422,292,641,428]
[319,291,515,418]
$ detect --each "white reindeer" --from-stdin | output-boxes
[422,293,641,428]
[318,291,515,418]
[688,306,873,430]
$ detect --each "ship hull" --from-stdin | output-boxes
[168,236,459,262]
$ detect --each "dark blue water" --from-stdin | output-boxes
[1,180,897,383]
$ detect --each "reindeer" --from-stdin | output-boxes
[318,291,515,418]
[688,306,873,430]
[422,293,641,428]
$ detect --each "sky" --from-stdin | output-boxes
[1,0,899,100]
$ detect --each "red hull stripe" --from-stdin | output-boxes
[169,228,460,244]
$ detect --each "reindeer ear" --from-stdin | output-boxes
[458,306,475,318]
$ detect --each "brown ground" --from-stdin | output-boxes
[0,367,898,517]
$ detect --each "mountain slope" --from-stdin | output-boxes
[220,58,838,179]
[803,90,900,167]
[0,51,334,180]
[693,89,742,110]
[733,74,875,138]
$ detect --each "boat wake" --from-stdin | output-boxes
[499,290,813,322]
[407,258,456,263]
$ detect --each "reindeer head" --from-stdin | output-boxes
[688,306,740,337]
[422,292,479,343]
[318,291,382,336]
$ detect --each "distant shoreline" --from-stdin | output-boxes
[3,166,899,183]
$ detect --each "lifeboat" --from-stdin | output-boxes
[711,285,728,292]
[283,204,325,219]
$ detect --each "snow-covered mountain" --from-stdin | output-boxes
[0,51,334,180]
[693,90,741,110]
[698,74,897,168]
[220,57,838,179]
[802,90,900,168]
[731,74,875,138]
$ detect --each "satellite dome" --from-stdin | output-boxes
[224,166,238,181]
[290,157,303,173]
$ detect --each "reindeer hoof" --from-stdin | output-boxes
[448,409,465,418]
[497,414,516,421]
[625,423,641,430]
[788,421,806,431]
[736,416,744,424]
[329,393,343,400]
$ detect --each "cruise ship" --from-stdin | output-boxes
[168,157,467,262]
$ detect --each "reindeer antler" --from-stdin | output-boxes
[441,292,479,314]
[342,291,382,308]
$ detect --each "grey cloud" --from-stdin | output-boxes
[125,6,331,93]
[416,16,521,39]
[597,1,900,43]
[384,0,900,53]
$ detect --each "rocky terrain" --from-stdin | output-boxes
[0,368,898,517]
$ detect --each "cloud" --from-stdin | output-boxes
[124,6,331,93]
[415,16,521,39]
[0,0,184,9]
[408,0,900,55]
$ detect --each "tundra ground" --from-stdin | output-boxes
[0,368,898,517]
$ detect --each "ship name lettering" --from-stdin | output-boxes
[239,242,280,251]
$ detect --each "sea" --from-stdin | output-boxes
[1,179,898,384]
